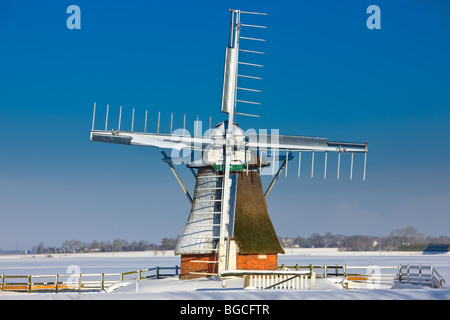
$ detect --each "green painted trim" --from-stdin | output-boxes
[212,164,245,172]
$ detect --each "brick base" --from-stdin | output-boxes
[180,254,218,279]
[180,253,278,279]
[236,253,278,271]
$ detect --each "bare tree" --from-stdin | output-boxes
[389,227,424,245]
[62,240,83,253]
[37,242,45,254]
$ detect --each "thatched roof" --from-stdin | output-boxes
[232,169,285,254]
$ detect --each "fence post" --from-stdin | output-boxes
[56,274,59,293]
[1,274,4,292]
[419,265,422,285]
[156,266,160,279]
[407,264,410,283]
[78,274,82,294]
[175,265,179,276]
[430,265,434,279]
[244,275,249,288]
[311,271,316,289]
[101,273,105,291]
[28,275,32,294]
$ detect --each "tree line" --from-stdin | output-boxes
[280,227,450,251]
[31,227,450,254]
[33,237,180,254]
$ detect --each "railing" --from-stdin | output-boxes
[1,263,445,293]
[121,266,179,281]
[0,273,120,293]
[340,266,399,289]
[221,270,316,290]
[247,274,314,290]
[280,264,446,289]
[398,264,446,288]
[0,265,180,294]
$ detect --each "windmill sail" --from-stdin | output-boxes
[221,10,267,118]
[247,133,367,153]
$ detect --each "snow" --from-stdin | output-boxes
[0,249,449,300]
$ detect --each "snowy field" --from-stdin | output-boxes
[0,248,449,300]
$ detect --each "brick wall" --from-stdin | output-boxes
[180,253,278,279]
[236,253,278,271]
[180,254,218,279]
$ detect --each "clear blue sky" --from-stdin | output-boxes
[1,0,449,250]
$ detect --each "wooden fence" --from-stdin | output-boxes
[398,264,446,288]
[1,263,445,293]
[0,265,180,294]
[280,264,446,289]
[246,274,313,290]
[221,270,316,290]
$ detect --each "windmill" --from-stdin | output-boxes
[90,9,368,279]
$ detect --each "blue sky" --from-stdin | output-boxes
[1,0,449,250]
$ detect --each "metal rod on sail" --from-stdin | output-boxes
[259,147,263,172]
[337,150,341,180]
[235,112,260,118]
[91,102,96,131]
[237,87,262,92]
[131,108,135,132]
[157,111,160,134]
[350,152,354,181]
[298,151,302,179]
[285,150,289,178]
[239,49,264,55]
[118,106,122,131]
[240,24,267,29]
[240,11,268,15]
[144,110,148,133]
[105,104,109,131]
[272,150,276,176]
[363,152,367,181]
[324,151,328,180]
[195,115,199,137]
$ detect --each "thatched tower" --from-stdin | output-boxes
[176,166,284,279]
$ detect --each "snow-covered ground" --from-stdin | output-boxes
[0,248,449,300]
